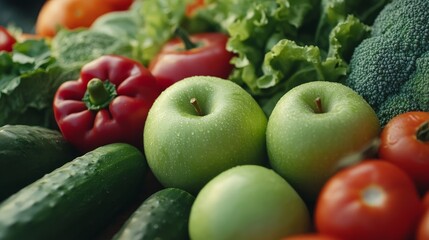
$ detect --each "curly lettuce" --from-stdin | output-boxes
[192,0,388,115]
[0,40,78,128]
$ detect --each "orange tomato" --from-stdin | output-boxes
[16,33,44,42]
[35,0,117,37]
[185,0,205,17]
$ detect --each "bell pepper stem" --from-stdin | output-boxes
[175,27,198,50]
[87,79,111,105]
[83,78,117,111]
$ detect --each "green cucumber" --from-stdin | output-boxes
[113,188,195,240]
[0,124,78,201]
[0,143,147,240]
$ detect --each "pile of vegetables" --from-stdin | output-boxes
[0,0,391,128]
[0,0,428,239]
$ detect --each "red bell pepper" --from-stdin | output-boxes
[53,55,161,153]
[0,26,17,52]
[148,28,235,90]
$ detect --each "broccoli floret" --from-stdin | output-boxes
[344,0,429,126]
[381,52,429,119]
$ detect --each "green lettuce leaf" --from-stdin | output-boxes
[135,0,191,65]
[258,40,324,93]
[317,15,371,86]
[257,15,371,116]
[91,10,140,40]
[315,0,390,49]
[51,28,134,72]
[192,0,319,95]
[0,40,78,128]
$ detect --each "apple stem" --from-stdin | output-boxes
[190,97,204,116]
[417,121,429,142]
[314,97,323,113]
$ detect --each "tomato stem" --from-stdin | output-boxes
[190,97,204,116]
[314,97,323,113]
[175,27,198,50]
[417,121,429,142]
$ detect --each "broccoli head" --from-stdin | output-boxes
[344,0,429,126]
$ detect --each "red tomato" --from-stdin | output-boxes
[35,0,117,37]
[419,192,429,240]
[424,191,429,210]
[315,160,423,240]
[282,233,341,240]
[148,31,235,90]
[418,207,429,240]
[379,111,429,193]
[0,26,16,52]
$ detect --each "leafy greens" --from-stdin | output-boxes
[0,39,78,128]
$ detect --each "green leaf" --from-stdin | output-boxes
[327,15,371,62]
[315,15,371,87]
[51,29,133,71]
[0,40,78,128]
[258,39,324,94]
[136,0,190,65]
[0,53,19,94]
[91,10,140,39]
[315,0,390,50]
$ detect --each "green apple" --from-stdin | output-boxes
[266,81,380,204]
[189,165,311,240]
[143,76,267,194]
